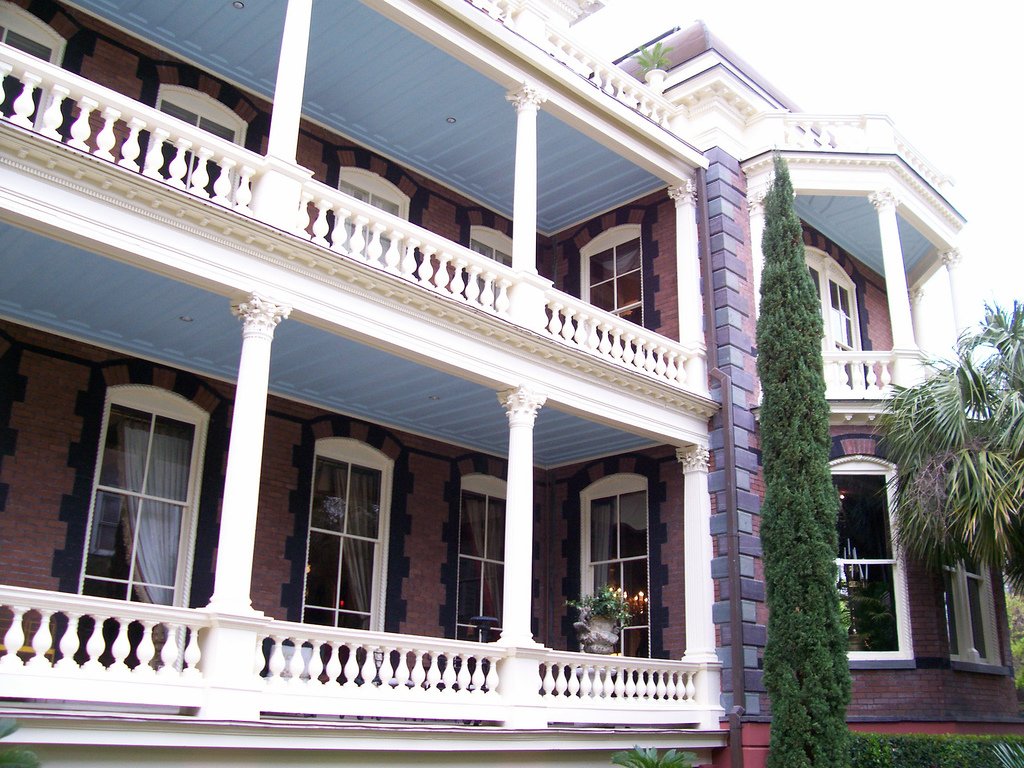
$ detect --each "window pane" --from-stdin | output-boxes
[311,458,348,531]
[615,239,641,272]
[618,305,643,325]
[347,465,381,538]
[808,267,821,298]
[590,281,615,312]
[470,239,494,259]
[303,607,335,627]
[82,577,129,601]
[198,115,236,142]
[132,500,183,591]
[371,194,400,216]
[621,557,649,627]
[460,491,486,559]
[339,537,374,614]
[85,492,135,579]
[457,557,482,624]
[943,570,959,655]
[5,29,53,61]
[486,497,505,562]
[145,416,195,501]
[339,182,370,203]
[621,624,649,658]
[842,563,898,651]
[305,531,340,608]
[590,249,614,284]
[590,497,616,563]
[100,406,151,492]
[338,612,371,631]
[160,100,200,127]
[617,270,642,308]
[836,475,891,560]
[482,562,503,623]
[967,576,987,658]
[618,491,647,558]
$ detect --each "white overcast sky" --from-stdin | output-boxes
[577,0,1023,353]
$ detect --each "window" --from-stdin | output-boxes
[80,386,208,607]
[806,248,860,352]
[581,225,643,325]
[468,226,512,268]
[302,438,392,631]
[944,562,999,665]
[338,168,409,220]
[581,474,650,657]
[832,457,912,660]
[0,2,65,64]
[156,85,247,145]
[456,474,506,641]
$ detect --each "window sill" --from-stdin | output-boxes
[950,660,1012,676]
[848,658,916,670]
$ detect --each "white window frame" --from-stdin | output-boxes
[456,473,507,640]
[468,226,512,268]
[79,385,209,608]
[580,224,644,324]
[0,2,65,64]
[832,456,913,662]
[580,472,650,657]
[944,562,999,666]
[806,247,861,352]
[301,438,392,632]
[156,84,247,146]
[339,167,409,220]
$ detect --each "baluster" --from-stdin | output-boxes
[108,618,132,676]
[612,665,625,698]
[433,251,454,294]
[158,624,181,677]
[358,645,377,688]
[643,342,657,374]
[399,237,419,279]
[134,620,157,675]
[408,649,426,691]
[541,663,555,696]
[597,322,612,356]
[483,654,498,694]
[166,138,192,189]
[182,626,202,677]
[348,216,368,260]
[684,671,697,701]
[67,96,98,151]
[665,352,679,383]
[310,197,331,246]
[366,223,386,267]
[25,609,54,669]
[76,614,101,673]
[141,127,170,179]
[266,635,288,684]
[566,664,581,697]
[383,230,403,274]
[455,652,471,692]
[440,651,458,693]
[554,664,569,697]
[324,641,343,686]
[572,312,589,347]
[654,347,668,378]
[396,648,415,690]
[416,245,437,287]
[546,303,563,337]
[39,84,70,140]
[378,646,396,688]
[188,147,213,196]
[285,637,305,683]
[51,612,81,672]
[10,71,41,129]
[621,334,636,366]
[579,664,594,698]
[655,669,667,699]
[560,309,576,343]
[624,668,637,699]
[305,642,325,686]
[117,117,146,172]
[1,607,27,670]
[328,207,351,254]
[479,270,496,311]
[494,278,511,314]
[448,255,467,298]
[422,651,441,692]
[341,642,361,688]
[590,665,605,698]
[879,359,893,391]
[234,165,255,212]
[94,107,121,161]
[464,265,482,306]
[665,670,678,700]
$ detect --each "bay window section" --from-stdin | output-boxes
[944,561,998,665]
[456,475,506,641]
[806,247,860,353]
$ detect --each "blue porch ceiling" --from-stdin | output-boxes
[64,0,665,234]
[0,222,656,466]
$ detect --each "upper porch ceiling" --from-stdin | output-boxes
[63,0,666,234]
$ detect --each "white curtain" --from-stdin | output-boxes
[589,497,614,589]
[340,466,379,617]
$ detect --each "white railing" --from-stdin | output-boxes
[0,44,261,210]
[297,182,513,319]
[747,113,953,192]
[822,350,902,399]
[538,651,699,704]
[0,585,207,708]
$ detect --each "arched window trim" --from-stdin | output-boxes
[579,224,644,325]
[80,384,209,608]
[302,437,393,632]
[830,455,913,661]
[156,84,247,145]
[806,246,861,352]
[339,167,409,220]
[468,225,513,267]
[0,2,66,64]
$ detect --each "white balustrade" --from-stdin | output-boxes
[0,45,260,211]
[822,350,906,399]
[538,652,698,705]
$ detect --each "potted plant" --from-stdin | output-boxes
[568,585,632,654]
[634,42,673,91]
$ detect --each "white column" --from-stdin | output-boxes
[870,190,917,351]
[677,446,717,661]
[497,385,546,647]
[909,286,927,351]
[207,293,291,614]
[941,248,968,338]
[747,189,767,316]
[266,0,313,162]
[669,181,707,389]
[506,85,546,275]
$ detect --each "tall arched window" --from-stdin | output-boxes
[580,473,650,657]
[302,438,392,631]
[580,224,643,325]
[456,474,506,640]
[339,168,409,220]
[806,247,860,352]
[156,85,247,145]
[0,2,66,64]
[468,226,512,268]
[80,385,208,607]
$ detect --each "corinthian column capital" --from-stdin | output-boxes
[676,445,710,473]
[231,293,291,340]
[498,385,546,426]
[668,180,697,207]
[506,84,547,112]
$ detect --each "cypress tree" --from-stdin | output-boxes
[756,155,851,768]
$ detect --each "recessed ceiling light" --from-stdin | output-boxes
[178,315,194,323]
[428,394,441,401]
[232,1,245,8]
[446,116,457,124]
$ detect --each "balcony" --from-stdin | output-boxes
[0,586,722,730]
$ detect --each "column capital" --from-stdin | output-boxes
[910,286,927,306]
[869,189,900,212]
[506,84,547,112]
[940,248,962,269]
[668,180,696,207]
[231,293,291,340]
[498,385,546,426]
[747,187,767,215]
[676,445,710,473]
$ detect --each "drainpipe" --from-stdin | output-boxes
[696,166,745,768]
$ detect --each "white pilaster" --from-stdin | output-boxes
[507,85,546,275]
[941,248,967,339]
[669,181,707,388]
[677,446,717,662]
[747,189,767,316]
[207,293,291,614]
[870,190,917,351]
[497,385,546,648]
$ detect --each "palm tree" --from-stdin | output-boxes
[0,720,39,768]
[881,302,1024,585]
[610,746,696,767]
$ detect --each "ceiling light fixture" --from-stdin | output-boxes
[232,1,245,8]
[178,315,194,323]
[446,116,456,124]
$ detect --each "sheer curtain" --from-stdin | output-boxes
[340,466,380,617]
[589,497,614,589]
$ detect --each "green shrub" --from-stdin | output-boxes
[848,732,1024,768]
